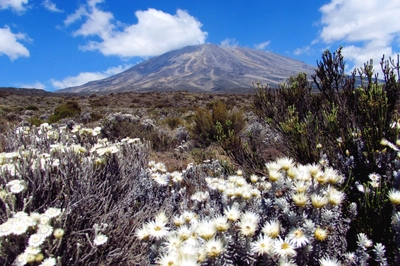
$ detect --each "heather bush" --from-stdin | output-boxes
[190,100,245,146]
[48,100,81,124]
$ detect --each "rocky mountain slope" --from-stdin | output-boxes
[61,44,316,93]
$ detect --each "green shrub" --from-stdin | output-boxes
[48,100,81,123]
[25,104,39,111]
[28,116,44,127]
[190,100,245,146]
[163,116,184,130]
[253,47,400,262]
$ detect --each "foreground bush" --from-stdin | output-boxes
[2,123,400,265]
[253,48,400,263]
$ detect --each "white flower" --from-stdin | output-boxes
[319,256,341,266]
[273,237,296,258]
[238,219,258,237]
[11,221,29,235]
[0,222,12,236]
[38,257,56,266]
[163,234,182,253]
[196,221,216,240]
[311,194,329,208]
[39,215,51,225]
[276,157,295,171]
[205,238,224,258]
[224,206,241,222]
[25,246,41,255]
[44,207,62,218]
[388,189,400,205]
[292,192,309,207]
[325,186,345,206]
[147,220,169,240]
[135,225,150,240]
[37,224,53,237]
[156,252,180,266]
[94,234,108,246]
[262,220,280,238]
[9,183,26,194]
[13,253,27,266]
[251,235,273,256]
[53,228,65,239]
[213,216,230,232]
[357,233,373,250]
[287,228,309,248]
[29,234,46,247]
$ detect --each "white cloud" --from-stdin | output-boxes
[18,81,45,90]
[65,1,207,57]
[319,0,400,72]
[51,64,132,89]
[0,26,30,60]
[254,41,270,50]
[0,0,28,13]
[220,38,238,48]
[294,45,312,56]
[42,0,62,13]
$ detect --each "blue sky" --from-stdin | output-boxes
[1,0,399,91]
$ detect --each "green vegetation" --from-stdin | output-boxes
[48,100,81,123]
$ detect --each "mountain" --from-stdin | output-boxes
[60,44,316,93]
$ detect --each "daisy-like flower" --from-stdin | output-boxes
[13,253,27,266]
[250,174,259,183]
[156,252,180,266]
[11,221,29,235]
[182,211,196,223]
[262,220,280,238]
[308,163,321,177]
[44,207,62,218]
[292,192,309,207]
[135,225,150,240]
[251,235,273,256]
[240,211,260,225]
[213,216,230,232]
[173,215,185,227]
[38,257,56,266]
[224,206,241,222]
[287,228,309,248]
[176,225,192,241]
[196,221,216,240]
[155,211,169,224]
[205,238,225,258]
[273,237,296,258]
[319,256,341,266]
[29,233,46,247]
[324,167,343,184]
[325,186,345,206]
[314,228,328,241]
[37,224,53,237]
[170,171,183,183]
[94,234,108,246]
[238,219,258,237]
[25,246,41,255]
[268,169,281,182]
[39,214,51,225]
[163,234,182,252]
[388,189,400,205]
[53,228,65,239]
[311,194,329,209]
[276,157,295,171]
[147,220,169,240]
[357,233,373,250]
[292,181,309,193]
[9,182,26,194]
[0,221,12,236]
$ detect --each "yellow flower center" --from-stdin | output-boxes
[281,242,290,249]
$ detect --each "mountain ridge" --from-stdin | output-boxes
[60,44,316,93]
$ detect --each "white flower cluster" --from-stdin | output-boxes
[147,161,184,186]
[0,207,62,266]
[136,157,352,265]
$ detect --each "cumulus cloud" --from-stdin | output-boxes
[319,0,400,72]
[220,38,238,48]
[65,1,207,57]
[254,41,270,50]
[42,0,62,13]
[51,64,132,89]
[0,0,28,13]
[0,26,30,60]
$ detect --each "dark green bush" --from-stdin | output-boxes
[190,100,245,146]
[48,100,81,123]
[25,104,39,111]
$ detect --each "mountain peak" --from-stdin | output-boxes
[61,44,315,93]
